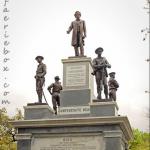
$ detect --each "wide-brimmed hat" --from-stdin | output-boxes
[95,47,104,54]
[55,76,60,80]
[74,11,81,16]
[35,56,44,60]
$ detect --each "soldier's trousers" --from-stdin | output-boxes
[73,32,84,56]
[36,77,45,103]
[109,89,116,101]
[95,72,108,96]
[52,92,60,112]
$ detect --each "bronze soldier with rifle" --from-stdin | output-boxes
[92,47,111,100]
[35,56,46,103]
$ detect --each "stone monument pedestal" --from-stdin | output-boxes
[11,110,132,150]
[61,57,95,106]
[11,57,133,150]
[24,103,54,120]
[90,100,119,116]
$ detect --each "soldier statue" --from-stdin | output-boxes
[67,11,86,56]
[108,72,119,101]
[35,56,46,103]
[92,47,111,100]
[47,76,63,114]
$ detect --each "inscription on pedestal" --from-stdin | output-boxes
[66,65,86,87]
[31,134,104,150]
[58,106,90,115]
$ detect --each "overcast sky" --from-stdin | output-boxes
[0,0,149,131]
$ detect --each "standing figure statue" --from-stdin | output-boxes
[92,47,111,100]
[67,11,87,56]
[47,76,63,115]
[108,72,119,101]
[35,56,46,103]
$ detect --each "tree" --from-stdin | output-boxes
[0,107,23,150]
[129,129,150,150]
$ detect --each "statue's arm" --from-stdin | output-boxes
[60,84,63,90]
[47,83,53,95]
[35,64,46,78]
[83,21,87,37]
[114,80,119,88]
[40,64,47,77]
[92,59,98,68]
[58,82,63,91]
[67,22,73,34]
[60,82,63,90]
[104,58,111,68]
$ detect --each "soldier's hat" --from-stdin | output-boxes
[109,72,116,76]
[74,11,81,16]
[95,47,104,54]
[55,76,60,80]
[35,56,44,60]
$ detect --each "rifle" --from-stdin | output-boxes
[92,61,108,77]
[42,91,49,105]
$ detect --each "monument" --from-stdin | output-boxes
[10,11,133,150]
[92,47,111,100]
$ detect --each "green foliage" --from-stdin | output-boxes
[0,107,23,150]
[129,129,150,150]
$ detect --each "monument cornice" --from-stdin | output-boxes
[10,116,133,141]
[62,57,93,66]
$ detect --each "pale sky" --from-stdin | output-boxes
[0,0,149,131]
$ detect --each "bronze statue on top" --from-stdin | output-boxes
[108,72,119,101]
[92,47,111,100]
[47,76,63,115]
[35,56,46,103]
[67,11,87,57]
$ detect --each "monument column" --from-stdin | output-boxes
[60,56,95,106]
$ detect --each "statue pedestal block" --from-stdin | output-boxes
[61,89,91,106]
[90,101,119,117]
[61,57,95,106]
[24,103,54,120]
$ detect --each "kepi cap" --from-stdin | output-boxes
[109,72,116,76]
[55,76,60,80]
